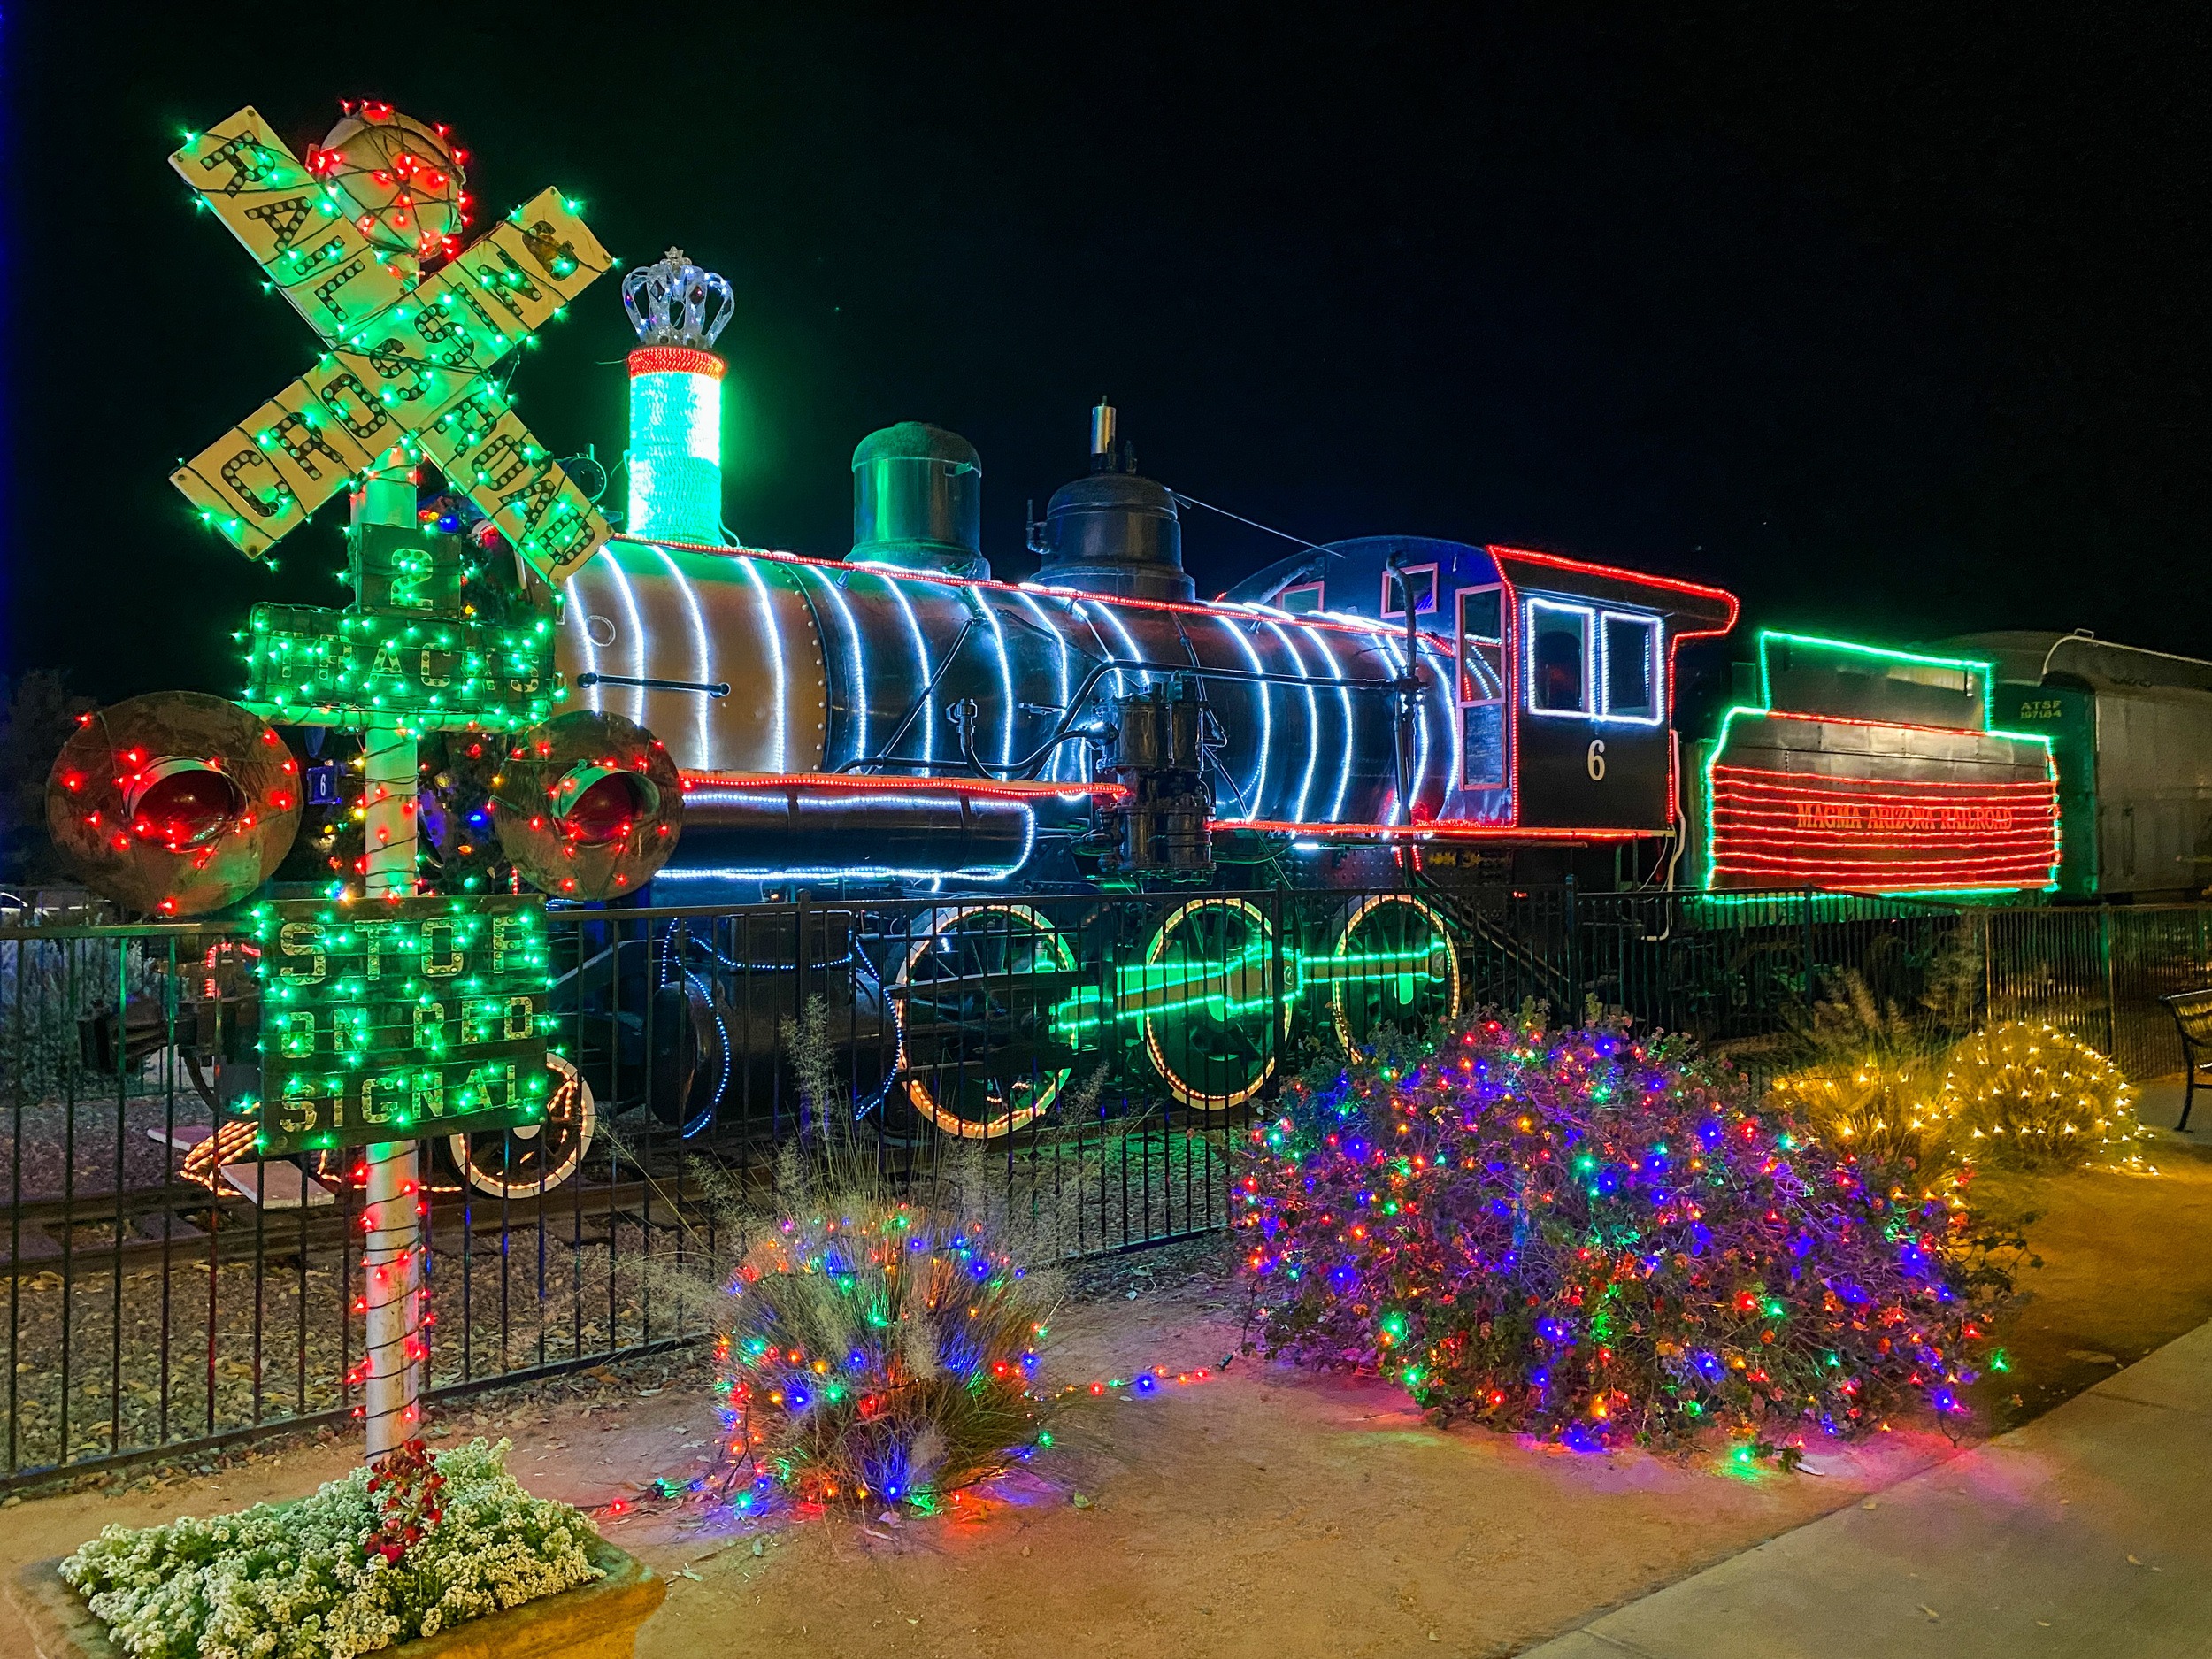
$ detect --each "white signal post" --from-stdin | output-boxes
[163,104,617,1464]
[357,467,426,1462]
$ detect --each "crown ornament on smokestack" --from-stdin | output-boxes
[622,248,734,544]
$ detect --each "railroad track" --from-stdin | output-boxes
[0,1170,723,1279]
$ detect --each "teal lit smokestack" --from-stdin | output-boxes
[622,248,734,544]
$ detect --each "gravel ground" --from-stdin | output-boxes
[0,1124,1239,1480]
[0,1097,210,1207]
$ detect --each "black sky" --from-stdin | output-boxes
[4,5,2203,706]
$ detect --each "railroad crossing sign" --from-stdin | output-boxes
[167,106,614,583]
[246,895,555,1156]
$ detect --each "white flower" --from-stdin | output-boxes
[59,1440,602,1659]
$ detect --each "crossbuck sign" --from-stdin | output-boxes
[168,108,613,582]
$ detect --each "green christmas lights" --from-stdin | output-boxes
[243,894,557,1155]
[167,108,616,580]
[243,601,564,729]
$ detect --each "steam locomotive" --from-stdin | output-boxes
[559,408,1738,896]
[487,402,1740,1171]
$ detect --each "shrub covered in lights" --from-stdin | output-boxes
[1240,1008,2018,1457]
[1767,1053,1953,1185]
[1765,965,1970,1185]
[1937,1019,2148,1170]
[714,1199,1052,1511]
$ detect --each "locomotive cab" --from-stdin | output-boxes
[1223,535,1736,839]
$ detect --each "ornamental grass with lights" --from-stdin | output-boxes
[1240,1009,2021,1458]
[713,1198,1054,1512]
[1937,1019,2147,1170]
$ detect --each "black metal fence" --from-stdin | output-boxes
[3,884,2207,1485]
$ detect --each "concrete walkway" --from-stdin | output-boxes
[1522,1315,2212,1658]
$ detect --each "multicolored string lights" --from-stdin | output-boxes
[1239,1009,2008,1460]
[711,1202,1054,1514]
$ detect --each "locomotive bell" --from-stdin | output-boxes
[849,422,987,580]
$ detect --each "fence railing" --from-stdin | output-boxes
[2,884,2206,1485]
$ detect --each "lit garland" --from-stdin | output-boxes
[1240,1009,2014,1460]
[605,1362,1217,1522]
[712,1202,1051,1514]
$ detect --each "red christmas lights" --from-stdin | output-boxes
[628,346,728,380]
[680,770,1131,803]
[1709,765,2059,893]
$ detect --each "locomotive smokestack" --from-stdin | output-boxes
[621,248,736,546]
[1090,398,1117,472]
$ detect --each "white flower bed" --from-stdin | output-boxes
[58,1440,603,1659]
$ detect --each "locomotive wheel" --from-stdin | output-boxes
[449,1053,596,1198]
[640,962,732,1139]
[892,902,1078,1139]
[1138,896,1294,1110]
[1324,893,1461,1056]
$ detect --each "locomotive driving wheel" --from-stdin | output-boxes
[1138,895,1294,1110]
[892,902,1079,1139]
[448,1052,596,1198]
[1323,893,1461,1055]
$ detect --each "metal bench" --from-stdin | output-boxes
[2162,990,2212,1130]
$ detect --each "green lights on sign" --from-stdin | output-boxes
[243,600,562,729]
[166,108,616,580]
[241,894,557,1154]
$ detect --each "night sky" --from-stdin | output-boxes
[4,8,2202,711]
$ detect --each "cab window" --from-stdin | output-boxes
[1381,565,1438,618]
[1458,586,1506,787]
[1527,600,1589,714]
[1601,612,1658,719]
